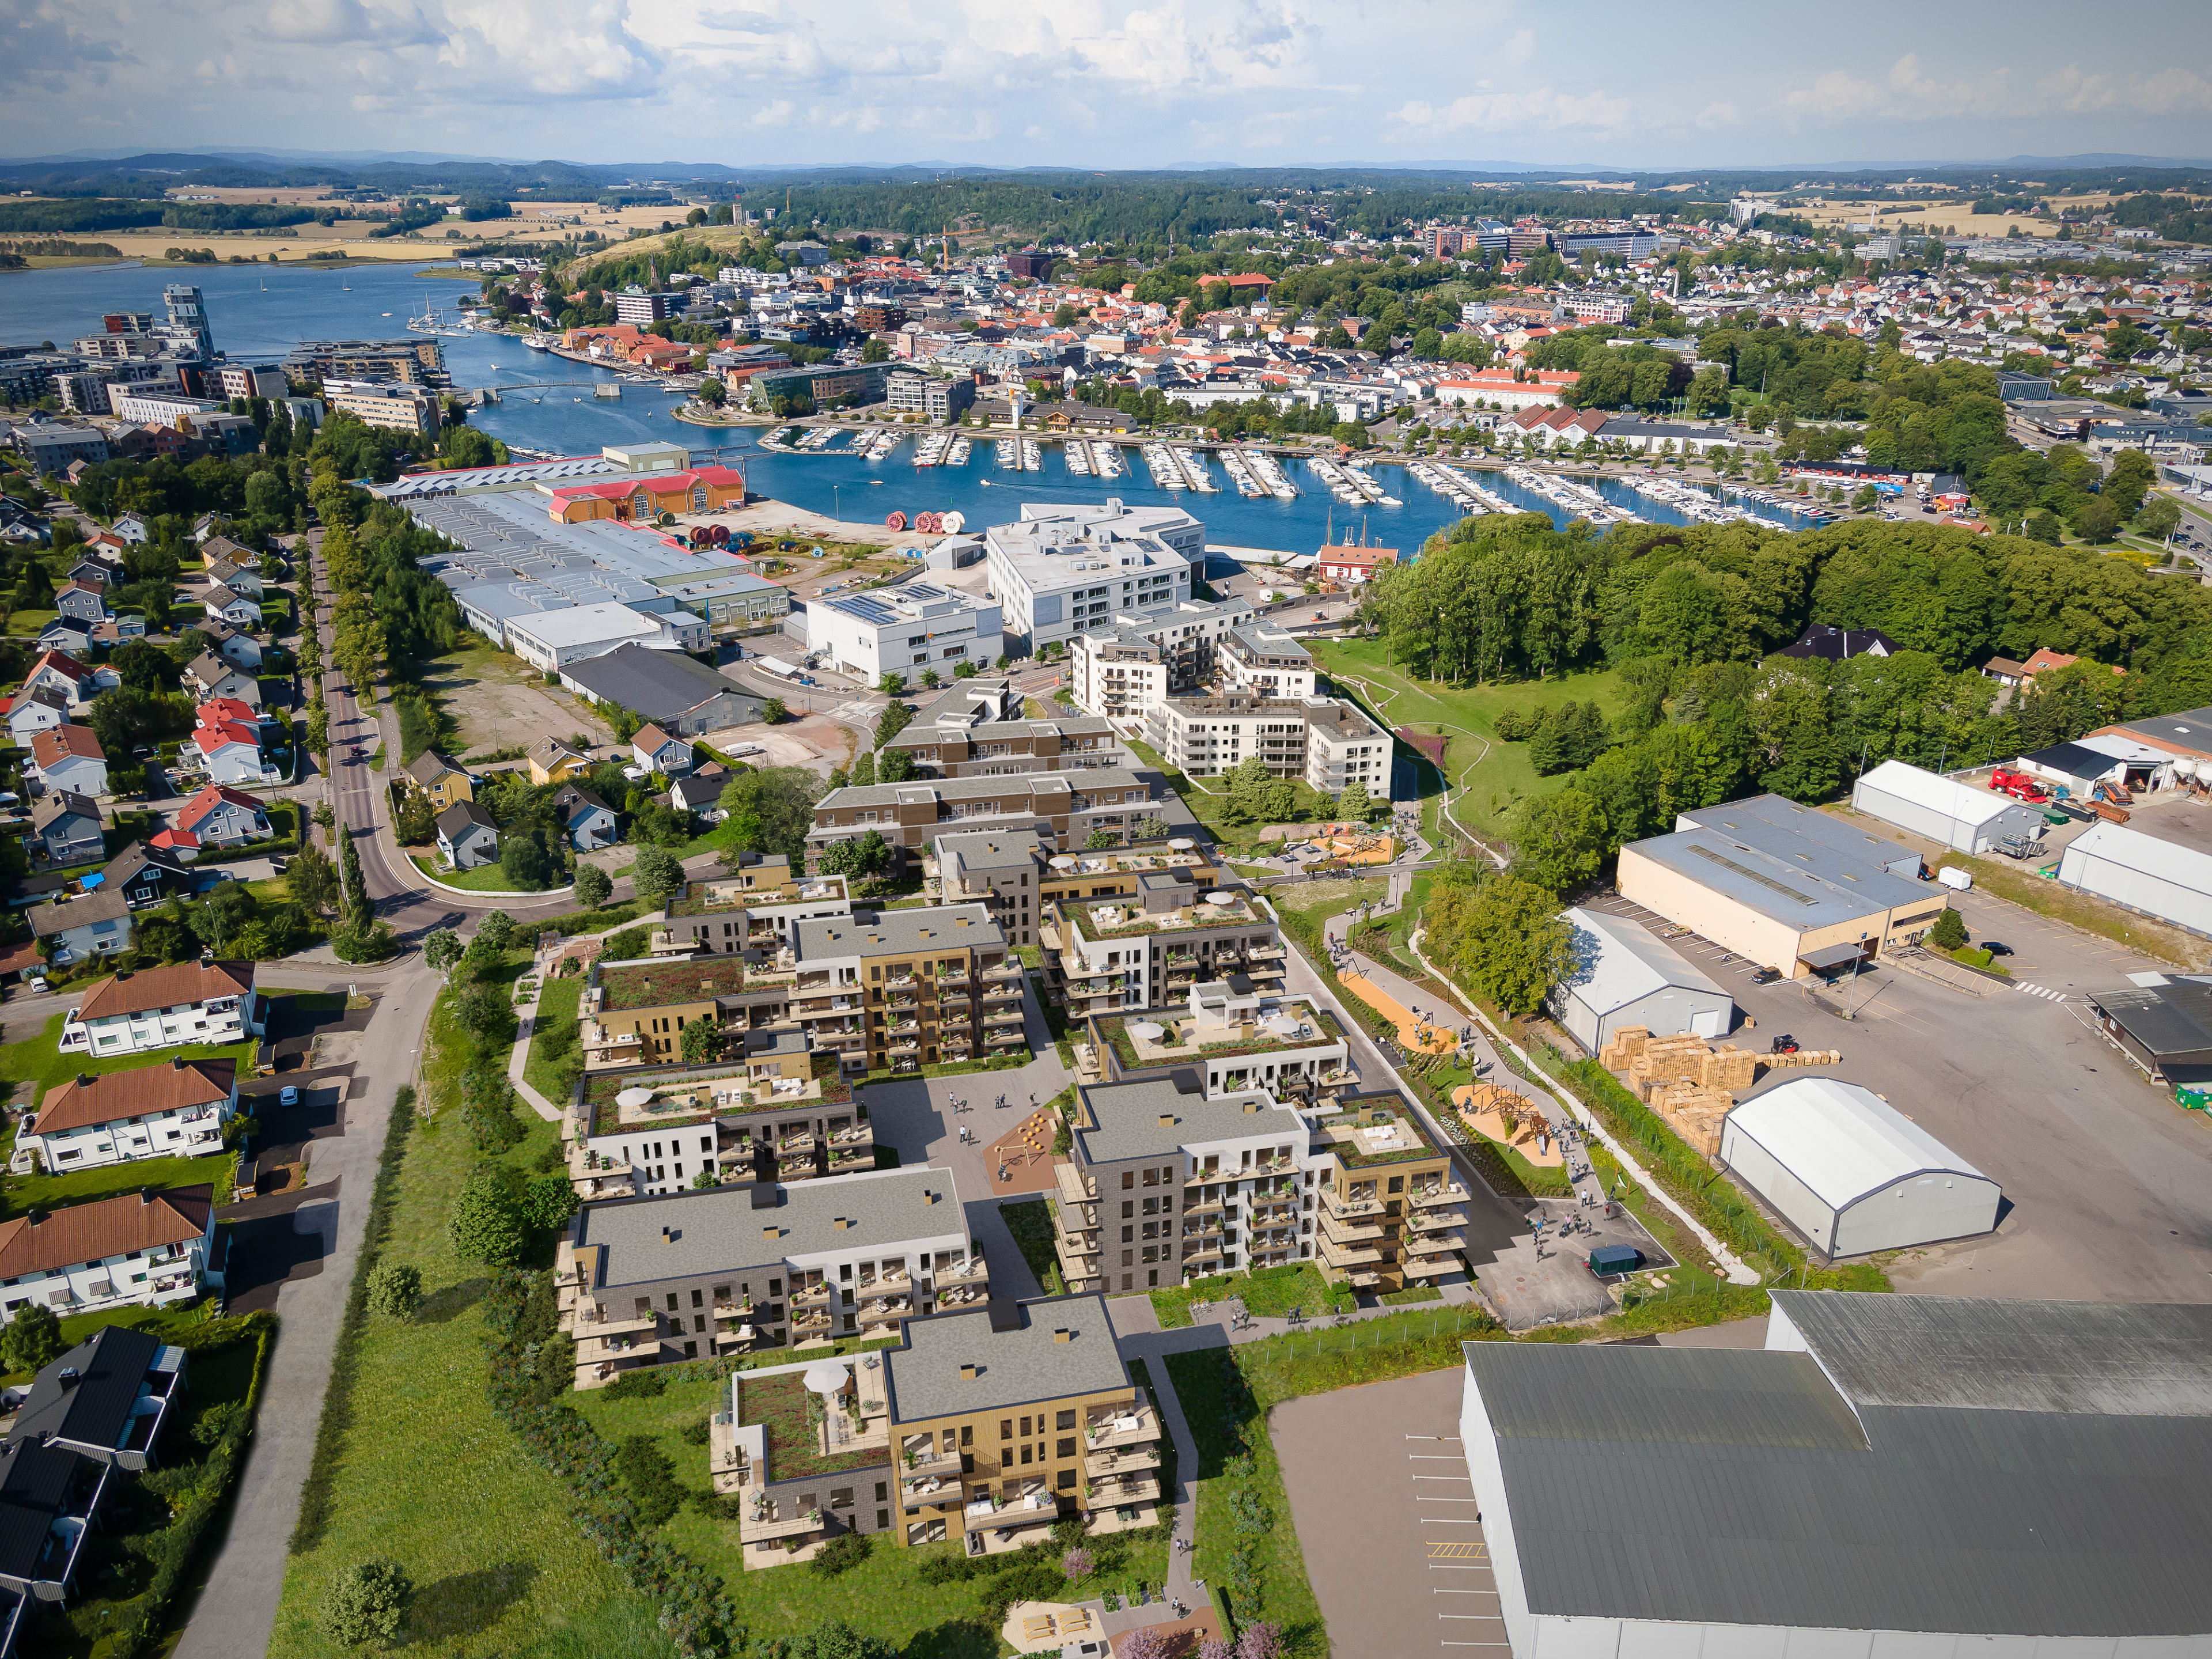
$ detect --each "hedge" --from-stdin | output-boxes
[290,1083,417,1555]
[85,1311,277,1659]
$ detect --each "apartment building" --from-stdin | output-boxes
[59,963,262,1057]
[323,379,442,438]
[580,955,795,1077]
[983,501,1202,655]
[1214,626,1317,701]
[654,865,853,957]
[885,370,976,423]
[1068,594,1257,721]
[1040,882,1285,1018]
[1083,982,1353,1107]
[935,833,1228,954]
[790,906,1027,1073]
[881,714,1122,781]
[562,1040,871,1203]
[714,1293,1160,1568]
[1306,1099,1468,1295]
[21,1058,238,1174]
[558,1168,987,1388]
[808,770,1160,872]
[1145,696,1393,797]
[0,1185,219,1325]
[809,583,1003,683]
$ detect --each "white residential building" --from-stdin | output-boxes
[808,582,1003,683]
[1214,624,1317,701]
[0,1186,219,1325]
[59,961,263,1057]
[983,500,1203,655]
[21,1058,238,1173]
[1145,696,1395,797]
[1069,595,1257,722]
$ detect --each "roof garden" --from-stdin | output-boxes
[739,1370,888,1484]
[1056,892,1262,942]
[579,1052,853,1135]
[1318,1105,1446,1168]
[597,956,771,1011]
[1095,1002,1346,1073]
[666,872,847,918]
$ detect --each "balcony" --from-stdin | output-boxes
[964,1483,1058,1531]
[1320,1209,1384,1245]
[1414,1183,1472,1208]
[739,1498,827,1545]
[1318,1236,1384,1270]
[791,1281,833,1307]
[1086,1471,1160,1509]
[1084,1442,1161,1480]
[902,1436,961,1478]
[1085,1404,1160,1450]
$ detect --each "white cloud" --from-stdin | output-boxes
[1390,84,1630,135]
[1775,52,2010,126]
[1498,26,1533,67]
[1694,101,1740,130]
[2040,63,2212,115]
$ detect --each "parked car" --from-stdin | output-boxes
[278,1085,301,1107]
[1980,941,2014,957]
[1750,965,1781,985]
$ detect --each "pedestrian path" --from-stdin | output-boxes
[2014,980,2070,1002]
[507,974,562,1123]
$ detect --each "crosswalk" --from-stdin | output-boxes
[2014,981,2070,1002]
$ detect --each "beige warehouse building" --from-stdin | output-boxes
[1618,796,1945,979]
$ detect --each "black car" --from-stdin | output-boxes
[1980,940,2014,957]
[1749,965,1781,985]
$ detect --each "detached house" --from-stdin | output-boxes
[101,842,197,910]
[193,619,262,671]
[201,585,259,629]
[183,653,260,707]
[404,752,474,813]
[54,582,108,626]
[175,783,271,849]
[21,1057,238,1173]
[187,706,279,786]
[1315,544,1399,585]
[10,1325,189,1474]
[31,725,109,798]
[202,559,263,600]
[2,687,70,746]
[0,1185,219,1326]
[528,737,594,786]
[631,724,694,777]
[436,801,501,870]
[554,784,619,851]
[28,887,132,967]
[60,960,262,1057]
[22,649,116,711]
[31,791,104,865]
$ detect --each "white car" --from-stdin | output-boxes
[622,765,647,782]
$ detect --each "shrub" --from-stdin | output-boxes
[448,1166,526,1265]
[602,925,650,961]
[810,1530,872,1577]
[364,1262,423,1319]
[0,1303,63,1374]
[615,1433,683,1527]
[1236,1622,1285,1659]
[1060,1546,1094,1582]
[319,1559,414,1649]
[680,1416,713,1446]
[573,862,613,908]
[1929,906,1968,950]
[603,1366,667,1401]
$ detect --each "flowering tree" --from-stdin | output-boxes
[1235,1621,1284,1659]
[1117,1628,1172,1659]
[1060,1547,1094,1583]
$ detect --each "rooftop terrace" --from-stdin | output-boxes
[578,1052,854,1136]
[739,1369,889,1485]
[1317,1103,1446,1168]
[1095,1001,1345,1073]
[1053,889,1263,943]
[596,955,775,1011]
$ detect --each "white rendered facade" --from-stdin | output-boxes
[808,583,1004,683]
[984,501,1202,654]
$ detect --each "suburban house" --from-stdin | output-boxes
[59,961,262,1056]
[31,725,109,798]
[31,791,104,865]
[193,618,263,670]
[670,771,726,821]
[554,784,619,851]
[187,706,280,786]
[21,1057,238,1173]
[0,1185,219,1325]
[10,1325,188,1472]
[67,557,118,588]
[404,752,475,813]
[1778,624,1901,662]
[528,737,594,787]
[100,842,198,910]
[22,649,116,710]
[28,887,132,966]
[1315,544,1398,585]
[631,724,694,777]
[201,585,259,628]
[54,582,108,626]
[37,616,96,657]
[436,801,501,870]
[182,653,260,707]
[2,687,70,746]
[174,783,272,849]
[202,559,264,600]
[111,512,150,544]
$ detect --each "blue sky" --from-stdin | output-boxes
[5,0,2210,170]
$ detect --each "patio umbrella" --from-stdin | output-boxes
[616,1088,654,1109]
[802,1360,849,1396]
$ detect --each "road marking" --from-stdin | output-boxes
[1407,1454,1461,1460]
[1421,1518,1484,1524]
[1427,1541,1489,1560]
[2015,982,2070,1002]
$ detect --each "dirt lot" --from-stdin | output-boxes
[423,641,612,758]
[698,715,846,778]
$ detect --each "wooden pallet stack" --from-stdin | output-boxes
[1597,1027,1840,1157]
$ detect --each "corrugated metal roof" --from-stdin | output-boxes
[1558,907,1728,1017]
[1725,1076,1987,1210]
[1858,759,2017,828]
[1679,793,1922,875]
[2063,819,2212,893]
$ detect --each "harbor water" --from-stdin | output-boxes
[3,260,1824,550]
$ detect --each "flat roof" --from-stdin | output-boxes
[793,904,1003,960]
[1677,794,1921,874]
[883,1294,1128,1422]
[2107,705,2212,758]
[1624,823,1931,931]
[2086,978,2212,1060]
[505,601,666,650]
[817,767,1145,813]
[573,1167,967,1287]
[1074,1074,1304,1164]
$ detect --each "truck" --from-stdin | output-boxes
[1988,767,2051,803]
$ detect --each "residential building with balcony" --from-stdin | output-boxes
[0,1185,220,1325]
[933,831,1226,952]
[983,502,1201,656]
[709,1293,1160,1569]
[654,868,853,957]
[790,906,1026,1074]
[1145,695,1394,798]
[58,962,262,1057]
[1082,983,1352,1108]
[1040,885,1285,1019]
[1214,625,1317,702]
[556,1167,987,1388]
[808,770,1159,873]
[20,1058,237,1174]
[1068,595,1257,722]
[1310,1097,1468,1296]
[562,1032,874,1203]
[1061,1073,1315,1294]
[885,370,975,424]
[579,952,811,1080]
[880,714,1124,781]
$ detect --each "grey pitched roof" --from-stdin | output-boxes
[884,1294,1128,1423]
[435,801,497,839]
[573,1167,968,1289]
[8,1325,163,1458]
[1073,1074,1304,1164]
[669,774,722,810]
[1463,1293,2212,1639]
[561,643,760,725]
[407,749,464,786]
[32,791,100,831]
[30,887,130,936]
[793,904,1002,961]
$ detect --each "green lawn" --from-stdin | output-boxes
[6,608,58,638]
[271,975,683,1659]
[1308,637,1625,840]
[1149,1262,1351,1330]
[1,1012,257,1104]
[0,1296,218,1385]
[4,1140,236,1220]
[408,854,563,895]
[523,974,584,1108]
[1001,1196,1066,1295]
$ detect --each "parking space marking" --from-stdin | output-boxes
[1427,1541,1490,1559]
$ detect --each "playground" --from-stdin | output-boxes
[983,1104,1060,1195]
[1452,1081,1563,1166]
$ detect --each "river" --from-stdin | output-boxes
[3,259,1823,551]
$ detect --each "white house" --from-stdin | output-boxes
[174,783,272,848]
[670,772,727,820]
[22,649,118,710]
[201,584,260,628]
[437,801,501,870]
[555,784,619,851]
[183,654,262,707]
[0,1185,219,1325]
[59,960,263,1056]
[21,1057,237,1174]
[28,887,132,967]
[193,619,263,670]
[31,724,109,798]
[202,560,264,600]
[2,686,70,745]
[188,709,280,786]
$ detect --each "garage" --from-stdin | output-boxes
[1719,1076,2002,1257]
[1552,907,1733,1053]
[1850,759,2046,854]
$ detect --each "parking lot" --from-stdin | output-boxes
[1582,884,2212,1303]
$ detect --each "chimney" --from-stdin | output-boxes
[661,1225,675,1243]
[960,1363,979,1380]
[1158,1113,1175,1128]
[59,1368,80,1391]
[77,1074,94,1088]
[141,1190,156,1206]
[171,1054,186,1071]
[1053,1327,1072,1343]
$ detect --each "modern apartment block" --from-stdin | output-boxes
[1306,1100,1468,1296]
[1069,594,1256,721]
[653,866,853,957]
[790,906,1027,1073]
[1214,625,1318,701]
[1081,982,1354,1107]
[809,583,1004,684]
[1145,695,1395,797]
[1040,883,1286,1017]
[983,501,1202,655]
[933,832,1228,952]
[556,1168,989,1388]
[712,1293,1161,1568]
[807,770,1161,872]
[880,713,1124,780]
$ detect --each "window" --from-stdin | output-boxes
[1056,1410,1077,1431]
[1122,1171,1134,1190]
[1001,1420,1014,1441]
[691,1288,703,1308]
[1121,1200,1134,1218]
[875,1482,888,1502]
[1020,1445,1032,1465]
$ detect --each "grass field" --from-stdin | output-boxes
[408,854,565,895]
[0,1011,256,1105]
[1149,1262,1351,1329]
[522,974,584,1108]
[1309,638,1624,842]
[1001,1196,1066,1295]
[0,1296,217,1385]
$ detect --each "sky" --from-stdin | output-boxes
[6,0,2212,172]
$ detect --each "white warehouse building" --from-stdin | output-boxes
[1719,1075,2002,1257]
[2058,820,2212,937]
[1551,907,1733,1052]
[1849,758,2047,854]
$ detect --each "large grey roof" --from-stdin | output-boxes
[934,827,1046,874]
[794,904,1003,961]
[561,643,762,724]
[1463,1294,2212,1638]
[1676,793,1922,875]
[817,767,1144,813]
[1074,1075,1304,1164]
[574,1167,969,1288]
[1624,821,1929,930]
[884,1294,1128,1423]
